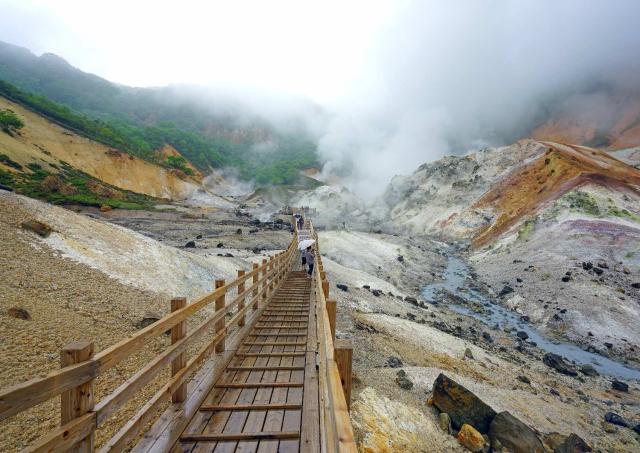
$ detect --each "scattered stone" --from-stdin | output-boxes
[543,353,578,376]
[517,375,531,385]
[516,331,529,340]
[633,424,640,435]
[498,285,514,297]
[555,433,592,452]
[579,364,599,377]
[602,422,618,433]
[249,228,259,234]
[611,380,629,392]
[597,261,608,269]
[371,289,382,297]
[604,342,613,349]
[550,388,560,396]
[224,253,234,258]
[217,242,224,248]
[196,234,203,239]
[561,275,571,282]
[482,332,493,343]
[21,220,52,238]
[7,307,31,320]
[604,412,629,427]
[582,262,593,270]
[138,312,162,329]
[184,241,196,248]
[488,411,544,453]
[631,282,640,289]
[236,228,242,235]
[363,285,370,290]
[386,356,403,368]
[464,348,474,360]
[439,412,452,434]
[516,277,523,283]
[458,423,485,452]
[336,283,348,292]
[404,296,418,304]
[593,267,603,275]
[397,255,404,263]
[431,373,496,433]
[395,369,413,390]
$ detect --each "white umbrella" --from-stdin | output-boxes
[298,239,315,250]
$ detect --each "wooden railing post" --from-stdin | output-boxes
[261,258,267,305]
[269,256,275,293]
[322,280,330,300]
[237,270,246,327]
[252,262,259,309]
[60,340,95,453]
[326,299,336,342]
[320,271,327,281]
[170,297,187,403]
[334,339,353,412]
[215,279,225,353]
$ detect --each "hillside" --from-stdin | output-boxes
[0,40,320,185]
[0,96,209,205]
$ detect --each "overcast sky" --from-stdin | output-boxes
[2,0,640,195]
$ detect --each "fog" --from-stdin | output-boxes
[317,0,640,196]
[2,0,640,196]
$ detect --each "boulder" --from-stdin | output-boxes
[604,412,629,427]
[611,380,628,392]
[431,373,496,433]
[457,424,485,452]
[224,253,234,257]
[544,432,567,451]
[217,242,224,248]
[7,307,31,320]
[498,285,514,297]
[363,285,370,290]
[516,331,529,340]
[372,289,382,297]
[517,375,531,385]
[554,433,592,453]
[236,228,242,235]
[336,283,348,292]
[196,234,203,239]
[543,353,577,376]
[488,411,544,453]
[593,267,603,275]
[579,364,599,377]
[464,348,474,360]
[21,220,52,238]
[185,241,196,248]
[631,282,640,289]
[404,296,418,305]
[397,255,404,263]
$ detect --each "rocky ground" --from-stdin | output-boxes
[1,186,639,452]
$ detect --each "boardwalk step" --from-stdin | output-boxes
[242,341,306,346]
[214,382,303,388]
[199,403,302,412]
[236,352,305,357]
[180,431,300,441]
[226,366,305,371]
[247,333,307,337]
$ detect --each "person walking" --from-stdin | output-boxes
[306,246,315,277]
[300,247,307,271]
[297,216,304,231]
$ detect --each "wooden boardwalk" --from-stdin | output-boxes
[177,271,317,452]
[0,220,355,453]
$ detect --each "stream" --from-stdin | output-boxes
[422,255,640,380]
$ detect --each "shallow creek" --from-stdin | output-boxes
[422,255,640,380]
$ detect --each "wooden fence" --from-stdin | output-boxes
[0,215,357,452]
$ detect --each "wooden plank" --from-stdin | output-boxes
[247,334,306,338]
[199,403,301,412]
[21,413,96,453]
[60,340,95,453]
[215,279,226,353]
[171,298,188,403]
[334,340,353,412]
[238,270,246,327]
[326,300,336,343]
[236,352,305,358]
[181,431,299,441]
[214,382,303,389]
[226,366,304,372]
[242,342,306,347]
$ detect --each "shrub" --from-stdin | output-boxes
[0,109,24,133]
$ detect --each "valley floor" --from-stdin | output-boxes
[1,192,639,452]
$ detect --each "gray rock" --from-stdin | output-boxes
[372,289,382,297]
[516,331,529,340]
[431,373,496,433]
[464,348,474,360]
[138,312,162,329]
[517,375,531,385]
[579,364,599,377]
[543,353,578,376]
[336,283,348,292]
[386,356,403,368]
[438,412,452,434]
[488,411,544,453]
[395,370,413,390]
[185,240,196,248]
[498,285,514,297]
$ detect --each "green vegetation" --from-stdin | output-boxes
[607,203,640,223]
[517,219,535,241]
[564,191,601,216]
[4,160,153,209]
[0,153,22,170]
[0,108,23,134]
[161,155,194,176]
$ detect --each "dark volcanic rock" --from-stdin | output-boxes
[185,241,196,248]
[404,296,418,305]
[516,331,529,340]
[611,380,629,392]
[362,285,370,290]
[488,411,544,453]
[397,255,404,263]
[543,353,577,376]
[7,307,31,320]
[336,283,348,292]
[561,275,571,282]
[555,433,592,453]
[631,282,640,289]
[395,369,413,390]
[593,267,604,275]
[498,285,514,297]
[604,412,629,427]
[431,373,496,433]
[371,289,382,297]
[386,356,403,368]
